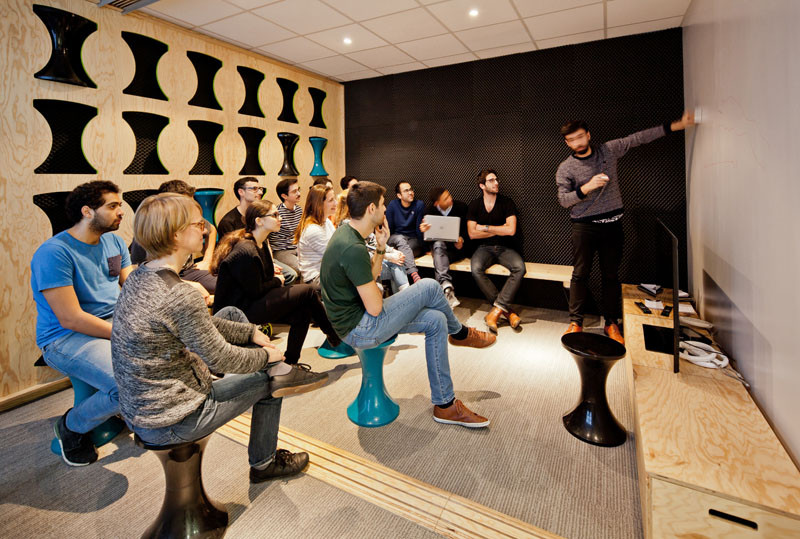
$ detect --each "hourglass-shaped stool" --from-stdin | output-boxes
[347,337,398,427]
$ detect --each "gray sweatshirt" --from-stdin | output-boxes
[111,265,270,429]
[555,125,668,222]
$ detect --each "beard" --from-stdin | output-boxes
[89,215,120,234]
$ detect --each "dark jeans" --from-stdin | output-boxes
[388,234,425,274]
[569,220,624,325]
[245,284,340,364]
[470,245,525,312]
[180,266,217,294]
[430,240,469,287]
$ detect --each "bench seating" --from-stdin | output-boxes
[415,254,572,288]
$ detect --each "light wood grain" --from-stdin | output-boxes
[415,254,572,287]
[0,377,71,413]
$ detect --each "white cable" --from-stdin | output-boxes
[679,340,729,369]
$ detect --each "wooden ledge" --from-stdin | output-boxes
[415,254,572,288]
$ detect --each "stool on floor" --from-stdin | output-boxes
[50,376,126,455]
[317,339,356,359]
[561,332,627,447]
[347,337,398,427]
[134,433,228,539]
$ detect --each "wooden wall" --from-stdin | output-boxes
[0,0,345,402]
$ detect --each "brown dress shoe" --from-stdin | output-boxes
[563,322,582,335]
[505,309,521,329]
[449,327,496,348]
[484,306,504,333]
[433,399,490,428]
[604,322,625,345]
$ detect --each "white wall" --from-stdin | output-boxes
[683,0,800,460]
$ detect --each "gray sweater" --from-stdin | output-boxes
[555,125,668,222]
[111,265,270,429]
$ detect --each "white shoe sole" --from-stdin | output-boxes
[54,422,91,467]
[433,416,490,428]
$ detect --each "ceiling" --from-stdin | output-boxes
[135,0,692,82]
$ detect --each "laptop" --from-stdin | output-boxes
[423,215,460,242]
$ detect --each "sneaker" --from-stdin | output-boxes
[604,322,625,345]
[433,399,490,428]
[270,363,329,398]
[54,409,98,466]
[443,286,460,308]
[448,327,496,348]
[249,449,309,483]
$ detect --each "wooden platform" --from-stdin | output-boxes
[415,254,572,288]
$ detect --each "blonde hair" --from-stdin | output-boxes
[294,185,332,244]
[334,188,350,226]
[134,192,201,261]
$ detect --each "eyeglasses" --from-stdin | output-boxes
[188,220,206,231]
[265,211,280,218]
[244,186,265,192]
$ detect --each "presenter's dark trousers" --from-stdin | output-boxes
[569,219,623,326]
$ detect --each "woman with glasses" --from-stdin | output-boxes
[295,185,336,286]
[211,200,342,365]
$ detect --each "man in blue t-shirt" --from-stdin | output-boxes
[385,181,426,284]
[31,181,132,466]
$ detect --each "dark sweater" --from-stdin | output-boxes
[213,238,281,318]
[386,199,425,242]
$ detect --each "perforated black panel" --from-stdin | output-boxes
[237,66,265,117]
[33,99,97,174]
[276,78,299,124]
[33,191,72,235]
[123,189,159,213]
[238,126,266,175]
[188,120,223,175]
[122,111,169,175]
[122,32,168,101]
[345,29,687,309]
[187,51,222,110]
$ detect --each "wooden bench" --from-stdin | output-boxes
[415,254,572,288]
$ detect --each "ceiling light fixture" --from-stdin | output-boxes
[469,9,479,17]
[343,37,352,45]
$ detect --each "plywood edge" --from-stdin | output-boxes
[415,254,572,286]
[0,377,71,413]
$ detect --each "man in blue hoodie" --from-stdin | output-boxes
[385,181,425,284]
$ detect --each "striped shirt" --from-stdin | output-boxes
[268,202,301,252]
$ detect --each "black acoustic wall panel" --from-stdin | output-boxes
[121,32,168,101]
[33,191,72,236]
[277,132,299,176]
[122,111,169,174]
[308,87,327,128]
[123,189,159,213]
[276,78,299,123]
[188,120,223,175]
[32,4,97,88]
[33,99,97,174]
[237,66,265,117]
[187,51,222,110]
[345,29,687,310]
[238,126,266,175]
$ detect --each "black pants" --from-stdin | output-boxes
[245,284,340,364]
[569,220,624,325]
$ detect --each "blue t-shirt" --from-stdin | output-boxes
[31,231,131,348]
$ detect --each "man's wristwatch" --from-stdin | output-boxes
[483,224,490,232]
[375,248,386,255]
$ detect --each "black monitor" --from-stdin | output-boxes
[642,218,680,373]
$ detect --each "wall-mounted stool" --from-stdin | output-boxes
[134,433,228,539]
[194,188,224,228]
[309,136,328,177]
[123,189,159,214]
[347,337,398,427]
[561,332,627,447]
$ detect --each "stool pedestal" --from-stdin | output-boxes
[347,338,398,427]
[561,332,627,447]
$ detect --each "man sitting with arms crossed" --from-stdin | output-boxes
[31,180,132,466]
[320,181,496,428]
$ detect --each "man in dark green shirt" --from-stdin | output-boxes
[320,181,495,428]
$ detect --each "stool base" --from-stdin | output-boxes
[347,338,398,427]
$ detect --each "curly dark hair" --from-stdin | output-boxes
[64,181,120,225]
[158,179,195,197]
[559,120,589,138]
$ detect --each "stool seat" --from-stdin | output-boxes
[317,339,356,359]
[347,337,398,427]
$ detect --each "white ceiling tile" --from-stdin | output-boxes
[346,46,416,69]
[362,8,448,43]
[512,0,600,18]
[474,41,537,59]
[424,52,477,67]
[306,24,388,53]
[139,7,194,29]
[536,29,604,49]
[192,28,254,50]
[395,34,468,60]
[258,37,338,63]
[224,0,281,9]
[523,3,603,41]
[456,20,531,51]
[607,16,683,39]
[378,62,428,75]
[321,0,419,21]
[607,0,691,28]
[418,0,447,4]
[200,12,296,47]
[253,0,353,35]
[302,55,367,75]
[426,0,519,32]
[145,0,243,27]
[254,49,294,65]
[337,69,383,81]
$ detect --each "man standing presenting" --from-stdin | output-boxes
[320,182,495,428]
[31,181,132,466]
[270,178,303,279]
[467,170,525,333]
[385,181,425,284]
[557,111,695,344]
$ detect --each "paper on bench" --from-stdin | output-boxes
[644,300,664,310]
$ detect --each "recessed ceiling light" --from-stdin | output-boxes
[343,37,352,45]
[469,9,479,17]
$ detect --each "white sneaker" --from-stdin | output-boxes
[444,287,460,308]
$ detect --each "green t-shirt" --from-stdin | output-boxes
[320,223,375,338]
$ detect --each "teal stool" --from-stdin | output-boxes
[193,188,224,228]
[347,337,398,427]
[50,376,126,455]
[317,338,356,359]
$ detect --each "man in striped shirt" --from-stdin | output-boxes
[269,178,303,279]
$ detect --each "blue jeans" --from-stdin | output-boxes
[343,279,460,406]
[380,260,408,293]
[42,318,118,434]
[471,245,525,312]
[388,234,424,274]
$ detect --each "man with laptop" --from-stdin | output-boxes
[420,188,470,308]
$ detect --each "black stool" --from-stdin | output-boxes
[134,433,228,538]
[561,332,627,447]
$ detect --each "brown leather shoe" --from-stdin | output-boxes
[505,309,521,329]
[449,327,496,348]
[484,306,504,333]
[433,399,490,428]
[563,322,582,335]
[604,322,625,345]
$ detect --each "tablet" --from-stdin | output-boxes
[423,215,460,242]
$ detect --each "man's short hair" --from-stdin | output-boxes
[347,181,386,219]
[134,193,201,261]
[276,177,297,201]
[477,169,497,186]
[395,181,410,195]
[428,187,447,205]
[157,180,195,197]
[233,177,257,200]
[560,120,589,138]
[65,180,120,225]
[312,177,331,187]
[340,175,357,190]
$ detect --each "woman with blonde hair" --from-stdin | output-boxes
[295,185,336,286]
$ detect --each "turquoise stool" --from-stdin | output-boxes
[347,337,398,427]
[309,136,328,177]
[317,338,355,359]
[50,376,126,455]
[193,188,224,228]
